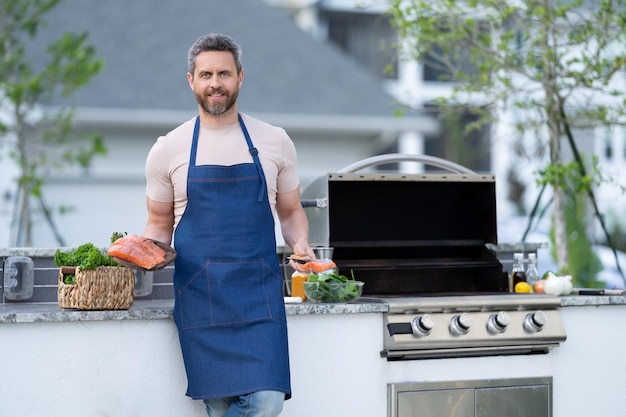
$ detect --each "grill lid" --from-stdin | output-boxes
[327,172,497,246]
[302,172,508,295]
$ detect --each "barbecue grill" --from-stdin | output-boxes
[300,154,567,359]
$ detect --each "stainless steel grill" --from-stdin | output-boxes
[303,170,507,295]
[301,154,567,360]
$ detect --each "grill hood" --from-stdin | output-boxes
[301,171,509,295]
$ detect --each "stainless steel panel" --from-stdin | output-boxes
[388,378,552,417]
[384,309,566,350]
[382,295,567,359]
[476,385,550,417]
[385,294,562,313]
[398,388,474,417]
[382,344,559,360]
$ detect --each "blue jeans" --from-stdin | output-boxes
[203,390,285,417]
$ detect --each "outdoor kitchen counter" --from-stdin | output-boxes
[2,293,626,417]
[0,295,622,324]
[0,298,389,324]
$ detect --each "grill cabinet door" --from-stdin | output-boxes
[476,385,550,417]
[397,388,474,417]
[389,378,552,417]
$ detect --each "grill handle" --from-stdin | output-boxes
[300,198,328,208]
[337,153,475,174]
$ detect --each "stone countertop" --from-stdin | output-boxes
[0,247,66,257]
[0,298,389,324]
[559,294,626,306]
[1,295,625,325]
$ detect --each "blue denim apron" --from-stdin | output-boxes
[173,115,291,400]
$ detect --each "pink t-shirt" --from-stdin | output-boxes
[145,113,300,228]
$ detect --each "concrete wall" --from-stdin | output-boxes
[1,303,625,417]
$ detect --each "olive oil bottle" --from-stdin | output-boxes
[510,253,527,292]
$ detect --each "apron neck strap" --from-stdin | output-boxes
[190,116,201,167]
[238,113,266,202]
[189,115,267,203]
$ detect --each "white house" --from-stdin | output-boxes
[285,0,626,236]
[0,0,437,248]
[3,0,624,254]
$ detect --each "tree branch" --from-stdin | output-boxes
[559,99,626,285]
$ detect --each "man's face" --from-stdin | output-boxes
[187,51,243,116]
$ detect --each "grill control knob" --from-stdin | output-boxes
[449,313,472,336]
[487,311,510,334]
[524,310,547,333]
[411,314,434,337]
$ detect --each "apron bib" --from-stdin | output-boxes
[173,115,290,400]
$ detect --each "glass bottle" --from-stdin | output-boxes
[510,253,527,292]
[525,253,539,288]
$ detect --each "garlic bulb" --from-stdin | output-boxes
[543,276,566,295]
[561,275,573,295]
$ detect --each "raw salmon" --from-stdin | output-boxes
[108,234,167,269]
[301,259,336,273]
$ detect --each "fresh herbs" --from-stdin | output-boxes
[305,271,362,303]
[54,242,119,284]
[110,231,127,242]
[54,243,118,270]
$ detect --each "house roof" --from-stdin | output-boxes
[35,0,417,123]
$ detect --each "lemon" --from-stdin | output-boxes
[514,282,532,293]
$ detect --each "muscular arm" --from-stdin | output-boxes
[276,186,315,259]
[143,197,175,246]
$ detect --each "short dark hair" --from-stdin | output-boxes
[187,33,242,75]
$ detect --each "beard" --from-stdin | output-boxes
[196,87,239,116]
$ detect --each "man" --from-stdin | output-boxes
[142,33,314,417]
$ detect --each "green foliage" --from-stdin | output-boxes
[537,160,597,194]
[110,231,127,244]
[545,163,605,288]
[562,203,605,289]
[388,0,626,279]
[0,0,105,245]
[388,0,626,133]
[54,242,118,270]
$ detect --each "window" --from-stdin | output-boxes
[423,103,491,172]
[319,9,397,79]
[604,126,613,159]
[422,24,485,82]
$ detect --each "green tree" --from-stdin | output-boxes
[389,0,626,286]
[0,0,104,246]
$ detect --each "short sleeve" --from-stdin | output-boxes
[277,130,300,194]
[145,139,175,203]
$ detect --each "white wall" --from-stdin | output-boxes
[15,125,381,248]
[2,318,203,417]
[1,304,625,417]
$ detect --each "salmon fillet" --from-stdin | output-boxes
[108,234,167,269]
[301,259,336,273]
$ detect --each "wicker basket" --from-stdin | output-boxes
[58,266,135,310]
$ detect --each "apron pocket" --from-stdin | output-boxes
[178,259,273,329]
